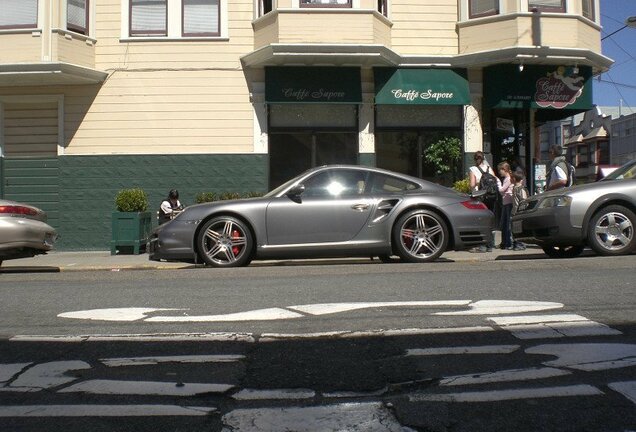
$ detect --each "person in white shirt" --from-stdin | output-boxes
[468,151,498,252]
[159,189,183,225]
[546,145,569,190]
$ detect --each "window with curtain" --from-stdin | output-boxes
[0,0,38,29]
[130,0,167,36]
[469,0,499,18]
[67,0,88,35]
[183,0,219,36]
[581,0,594,20]
[300,0,352,8]
[528,0,565,12]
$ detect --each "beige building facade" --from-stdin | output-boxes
[0,0,612,249]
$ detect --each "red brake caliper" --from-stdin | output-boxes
[232,229,241,256]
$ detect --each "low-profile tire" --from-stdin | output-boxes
[377,254,399,263]
[541,245,584,258]
[197,216,253,267]
[392,209,448,263]
[587,205,636,256]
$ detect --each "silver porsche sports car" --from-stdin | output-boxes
[149,165,494,267]
[512,159,636,258]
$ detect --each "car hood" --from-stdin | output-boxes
[534,181,609,198]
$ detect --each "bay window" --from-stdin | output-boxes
[130,0,167,36]
[529,0,565,13]
[67,0,88,35]
[183,0,219,36]
[469,0,499,19]
[300,0,352,8]
[581,0,594,20]
[0,0,38,29]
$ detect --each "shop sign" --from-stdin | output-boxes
[374,68,470,105]
[535,67,585,109]
[485,65,592,111]
[496,118,515,132]
[265,67,361,104]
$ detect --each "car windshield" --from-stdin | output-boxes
[602,160,636,181]
[263,170,312,197]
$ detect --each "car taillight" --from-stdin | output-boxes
[0,205,39,216]
[461,200,488,210]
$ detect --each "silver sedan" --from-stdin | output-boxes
[0,200,57,265]
[512,160,636,258]
[149,165,494,267]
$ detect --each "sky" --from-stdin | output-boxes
[595,0,636,113]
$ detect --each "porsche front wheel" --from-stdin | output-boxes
[197,216,253,267]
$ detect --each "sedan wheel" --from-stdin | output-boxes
[587,205,635,256]
[197,216,253,267]
[393,210,448,263]
[541,245,584,258]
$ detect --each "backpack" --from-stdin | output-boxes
[559,161,576,187]
[512,184,529,214]
[477,166,498,200]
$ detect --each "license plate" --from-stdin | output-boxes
[512,220,523,234]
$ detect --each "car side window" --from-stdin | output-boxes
[302,170,368,197]
[370,173,419,193]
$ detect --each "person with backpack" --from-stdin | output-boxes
[511,171,529,251]
[546,145,574,190]
[469,151,499,252]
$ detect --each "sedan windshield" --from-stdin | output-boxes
[602,160,636,181]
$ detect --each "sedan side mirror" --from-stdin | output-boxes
[287,183,306,197]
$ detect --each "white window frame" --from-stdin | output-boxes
[0,0,40,30]
[65,0,91,36]
[291,0,361,8]
[121,0,228,40]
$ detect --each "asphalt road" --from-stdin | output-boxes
[0,255,635,431]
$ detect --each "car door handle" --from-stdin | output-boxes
[351,203,369,211]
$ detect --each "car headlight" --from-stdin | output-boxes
[538,196,572,209]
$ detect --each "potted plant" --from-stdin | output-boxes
[111,188,152,255]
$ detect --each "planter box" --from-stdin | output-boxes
[110,211,152,255]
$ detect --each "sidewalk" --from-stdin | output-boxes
[0,246,543,272]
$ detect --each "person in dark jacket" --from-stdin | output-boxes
[158,189,183,225]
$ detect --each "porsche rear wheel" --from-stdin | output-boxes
[393,209,448,263]
[197,216,253,267]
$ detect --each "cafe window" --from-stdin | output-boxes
[529,0,565,13]
[67,0,88,35]
[0,0,38,29]
[469,0,498,18]
[300,0,352,8]
[130,0,167,36]
[581,0,594,20]
[183,0,219,36]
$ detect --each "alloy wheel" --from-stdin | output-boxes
[198,217,252,267]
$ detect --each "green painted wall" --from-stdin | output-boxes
[0,158,60,229]
[58,154,268,250]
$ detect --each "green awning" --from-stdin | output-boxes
[265,67,361,103]
[374,68,470,105]
[484,64,593,113]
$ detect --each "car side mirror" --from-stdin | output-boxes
[287,184,306,197]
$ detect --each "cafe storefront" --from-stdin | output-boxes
[484,64,593,192]
[265,66,362,189]
[373,68,471,186]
